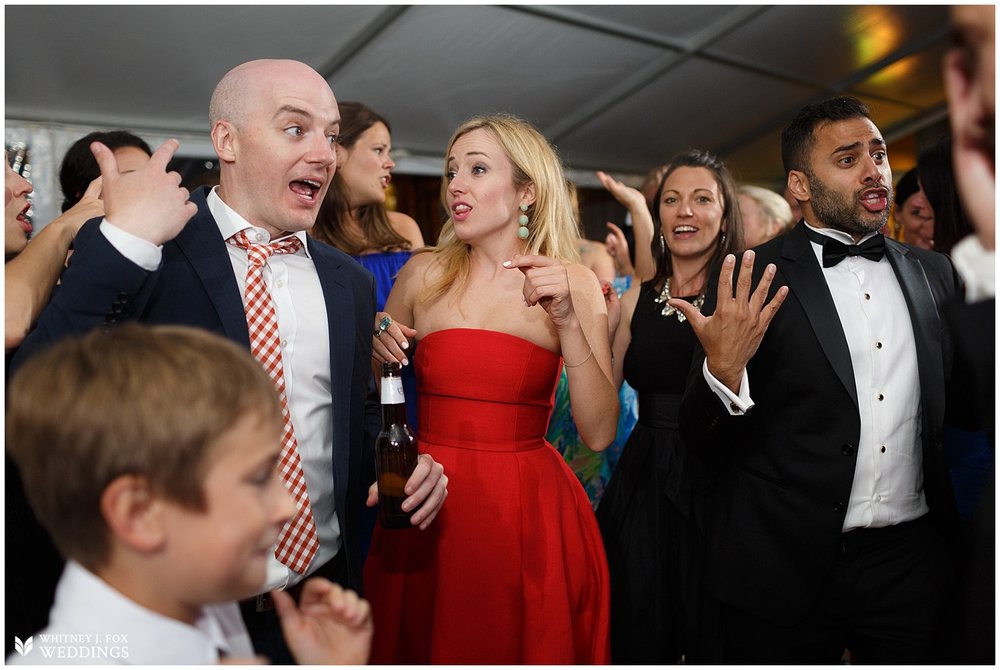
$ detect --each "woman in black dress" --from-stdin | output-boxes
[596,150,744,663]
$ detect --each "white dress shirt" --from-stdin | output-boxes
[705,222,929,530]
[7,561,253,665]
[950,233,995,303]
[99,189,340,589]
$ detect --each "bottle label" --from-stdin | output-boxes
[381,376,405,404]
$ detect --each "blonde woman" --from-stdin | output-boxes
[364,114,615,663]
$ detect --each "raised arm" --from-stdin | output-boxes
[597,171,656,281]
[5,178,104,350]
[506,255,619,451]
[610,283,640,390]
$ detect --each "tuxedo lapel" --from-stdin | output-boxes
[884,240,945,425]
[780,225,859,408]
[172,190,251,348]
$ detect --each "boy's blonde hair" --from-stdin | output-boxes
[422,114,581,303]
[6,324,282,570]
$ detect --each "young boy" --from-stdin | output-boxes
[6,324,372,664]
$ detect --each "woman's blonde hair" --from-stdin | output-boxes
[421,114,580,303]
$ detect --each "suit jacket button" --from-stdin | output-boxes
[833,501,845,513]
[842,443,855,455]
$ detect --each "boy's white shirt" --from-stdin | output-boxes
[7,560,254,664]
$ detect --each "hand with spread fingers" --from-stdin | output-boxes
[371,311,417,367]
[273,577,374,665]
[669,250,788,394]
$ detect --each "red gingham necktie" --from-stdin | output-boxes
[229,229,319,574]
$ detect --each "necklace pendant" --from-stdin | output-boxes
[655,277,700,322]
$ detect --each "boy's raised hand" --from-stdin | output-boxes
[272,578,373,665]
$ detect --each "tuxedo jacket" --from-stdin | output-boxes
[12,187,381,592]
[679,222,960,625]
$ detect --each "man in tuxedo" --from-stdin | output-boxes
[671,96,958,663]
[9,59,447,662]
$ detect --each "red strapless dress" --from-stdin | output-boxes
[363,329,611,663]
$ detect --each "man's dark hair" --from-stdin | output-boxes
[59,130,152,212]
[781,97,872,175]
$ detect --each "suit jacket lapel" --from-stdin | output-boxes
[309,238,354,490]
[781,224,859,408]
[884,239,945,426]
[173,189,251,348]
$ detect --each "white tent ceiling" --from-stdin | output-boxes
[6,4,953,191]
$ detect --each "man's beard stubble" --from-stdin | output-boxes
[806,171,893,237]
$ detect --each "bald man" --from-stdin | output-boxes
[10,59,447,662]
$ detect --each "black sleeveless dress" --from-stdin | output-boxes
[595,282,719,663]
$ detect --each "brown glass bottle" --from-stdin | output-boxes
[375,361,418,529]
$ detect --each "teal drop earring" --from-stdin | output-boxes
[517,203,530,239]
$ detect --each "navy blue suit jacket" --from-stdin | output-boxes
[13,186,381,591]
[679,222,959,625]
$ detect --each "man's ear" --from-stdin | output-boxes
[211,120,237,164]
[100,475,167,553]
[787,170,810,203]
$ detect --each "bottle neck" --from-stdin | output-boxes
[380,373,408,425]
[381,401,408,426]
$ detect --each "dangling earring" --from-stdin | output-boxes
[658,232,666,254]
[720,231,727,246]
[517,204,530,240]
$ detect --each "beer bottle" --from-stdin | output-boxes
[375,361,418,529]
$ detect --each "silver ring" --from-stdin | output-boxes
[374,329,382,338]
[378,315,392,332]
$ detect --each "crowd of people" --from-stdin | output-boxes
[4,4,993,664]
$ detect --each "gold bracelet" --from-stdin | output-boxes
[564,347,593,368]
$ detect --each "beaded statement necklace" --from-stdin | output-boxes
[652,277,704,323]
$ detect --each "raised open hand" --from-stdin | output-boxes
[669,250,788,393]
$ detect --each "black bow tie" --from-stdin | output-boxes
[804,228,886,267]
